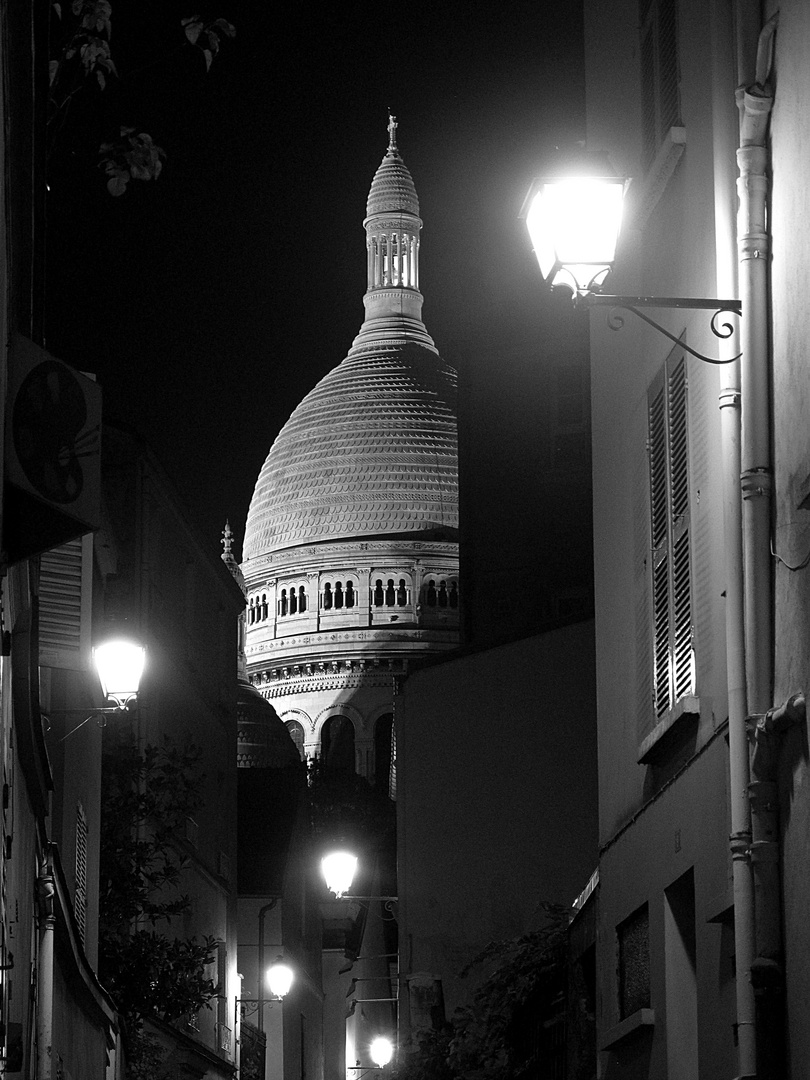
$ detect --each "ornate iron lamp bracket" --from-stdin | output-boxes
[580,294,742,365]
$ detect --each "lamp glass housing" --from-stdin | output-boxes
[524,176,625,291]
[266,959,294,999]
[321,851,358,898]
[370,1037,394,1067]
[93,640,145,708]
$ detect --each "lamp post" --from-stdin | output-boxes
[522,166,760,1076]
[57,638,146,740]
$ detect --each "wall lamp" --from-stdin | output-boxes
[320,851,397,917]
[236,957,294,1022]
[58,639,146,740]
[521,173,741,365]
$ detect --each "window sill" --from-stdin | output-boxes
[637,695,700,763]
[600,1009,655,1050]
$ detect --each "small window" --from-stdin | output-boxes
[290,587,298,615]
[345,581,355,609]
[279,590,288,617]
[397,579,407,606]
[425,580,437,607]
[374,580,384,607]
[385,579,396,606]
[286,720,306,761]
[298,586,307,613]
[449,581,459,609]
[261,594,268,620]
[438,580,448,608]
[323,583,333,611]
[334,582,344,609]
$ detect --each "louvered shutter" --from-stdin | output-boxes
[648,374,671,716]
[38,534,93,670]
[639,0,682,168]
[647,352,694,720]
[75,803,88,943]
[667,360,693,701]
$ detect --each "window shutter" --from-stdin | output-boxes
[639,0,682,168]
[648,376,671,716]
[75,803,88,943]
[39,534,93,670]
[647,352,694,721]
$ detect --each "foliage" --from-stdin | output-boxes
[99,735,220,1036]
[393,902,570,1080]
[47,1,235,193]
[307,756,396,849]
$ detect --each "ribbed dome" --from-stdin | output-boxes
[243,342,457,560]
[366,148,419,218]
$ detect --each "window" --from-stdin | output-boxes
[423,578,459,609]
[648,350,693,718]
[618,904,650,1019]
[321,715,355,774]
[286,720,306,761]
[640,0,681,169]
[372,575,411,608]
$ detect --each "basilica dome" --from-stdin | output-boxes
[242,345,458,560]
[243,117,458,564]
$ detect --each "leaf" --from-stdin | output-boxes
[183,18,203,45]
[53,2,62,17]
[202,48,212,71]
[107,173,128,196]
[49,60,60,86]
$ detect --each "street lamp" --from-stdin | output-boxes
[321,851,359,899]
[370,1037,394,1068]
[266,957,294,1000]
[521,172,741,365]
[58,637,146,740]
[93,639,146,709]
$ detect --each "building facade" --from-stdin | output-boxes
[581,1,809,1077]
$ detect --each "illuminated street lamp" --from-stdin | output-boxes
[521,170,741,364]
[522,174,626,294]
[57,637,146,740]
[266,957,294,1000]
[93,639,146,709]
[321,850,359,899]
[370,1037,394,1068]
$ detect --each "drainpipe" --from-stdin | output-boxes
[736,10,779,1079]
[36,850,56,1080]
[711,2,755,1073]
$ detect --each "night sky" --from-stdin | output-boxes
[44,0,585,557]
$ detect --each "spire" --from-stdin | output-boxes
[353,117,435,352]
[221,521,246,593]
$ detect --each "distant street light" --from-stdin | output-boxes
[266,957,294,999]
[370,1037,394,1068]
[321,851,359,899]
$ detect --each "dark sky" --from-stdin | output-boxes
[45,0,585,557]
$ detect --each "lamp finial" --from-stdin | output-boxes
[387,112,398,154]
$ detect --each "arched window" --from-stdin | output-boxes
[374,580,384,607]
[321,715,355,775]
[323,583,333,610]
[449,581,459,609]
[248,600,254,624]
[425,580,437,607]
[334,582,344,609]
[286,720,306,761]
[289,587,298,615]
[397,579,407,606]
[345,581,355,608]
[438,580,448,608]
[279,590,288,617]
[385,579,396,606]
[261,594,268,620]
[298,586,307,613]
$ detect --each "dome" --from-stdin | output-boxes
[243,342,458,560]
[237,681,301,768]
[243,118,457,563]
